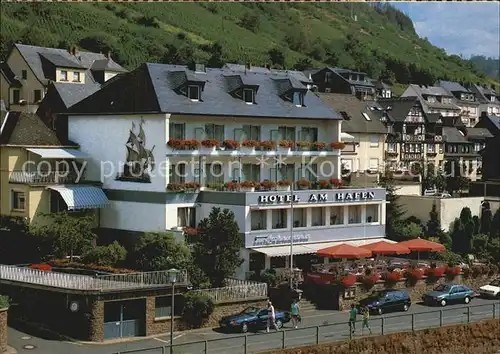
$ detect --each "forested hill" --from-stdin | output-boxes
[1,3,495,88]
[468,56,500,82]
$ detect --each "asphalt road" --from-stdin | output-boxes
[7,298,500,354]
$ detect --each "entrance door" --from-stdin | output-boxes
[103,299,145,340]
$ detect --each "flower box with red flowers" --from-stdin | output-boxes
[382,270,402,282]
[30,264,52,272]
[260,140,277,150]
[329,177,344,188]
[425,267,445,278]
[330,141,345,150]
[241,180,257,188]
[225,182,240,191]
[313,141,327,151]
[184,139,200,150]
[167,139,184,149]
[167,183,184,192]
[242,140,260,148]
[405,268,424,281]
[201,139,220,148]
[222,139,240,150]
[318,180,330,189]
[260,179,276,190]
[445,266,462,276]
[184,182,200,190]
[277,180,291,186]
[296,178,311,189]
[339,274,357,287]
[296,141,311,150]
[279,140,295,148]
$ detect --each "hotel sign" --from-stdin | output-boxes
[257,191,375,204]
[253,233,310,246]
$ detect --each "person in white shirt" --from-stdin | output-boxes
[266,301,279,332]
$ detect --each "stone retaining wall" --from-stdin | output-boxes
[0,308,7,354]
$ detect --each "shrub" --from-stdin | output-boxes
[337,274,356,288]
[82,241,127,267]
[260,140,276,150]
[259,268,278,287]
[182,293,215,328]
[425,266,445,280]
[488,264,499,276]
[358,273,380,289]
[47,259,135,273]
[183,227,198,236]
[0,295,9,309]
[471,264,486,277]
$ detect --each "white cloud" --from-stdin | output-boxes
[393,3,500,58]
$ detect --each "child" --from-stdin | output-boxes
[348,304,358,334]
[290,299,300,329]
[361,306,372,335]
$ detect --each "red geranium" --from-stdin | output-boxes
[339,274,357,287]
[382,270,402,282]
[30,264,52,272]
[405,268,424,281]
[425,267,445,278]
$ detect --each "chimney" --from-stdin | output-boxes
[72,46,78,56]
[106,50,111,59]
[67,46,73,54]
[246,62,251,70]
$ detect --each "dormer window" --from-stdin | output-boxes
[60,70,68,81]
[293,92,304,107]
[243,88,254,104]
[73,72,81,82]
[188,85,200,101]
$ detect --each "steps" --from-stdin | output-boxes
[298,298,317,312]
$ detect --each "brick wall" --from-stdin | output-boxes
[0,308,7,354]
[88,299,104,342]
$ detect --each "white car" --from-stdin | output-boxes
[479,278,500,298]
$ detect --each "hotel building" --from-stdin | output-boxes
[62,63,388,279]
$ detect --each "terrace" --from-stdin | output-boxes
[0,265,189,293]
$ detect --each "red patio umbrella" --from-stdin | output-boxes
[361,240,411,255]
[317,243,372,259]
[398,238,445,252]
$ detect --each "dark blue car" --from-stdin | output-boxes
[218,306,291,333]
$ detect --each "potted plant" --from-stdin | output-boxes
[260,179,276,191]
[296,141,311,151]
[405,268,424,285]
[225,181,240,191]
[329,177,343,188]
[223,139,240,150]
[330,141,346,150]
[296,178,311,190]
[425,265,445,282]
[184,139,200,150]
[312,141,327,151]
[318,180,330,189]
[445,265,461,279]
[260,140,277,151]
[278,140,295,153]
[382,270,402,284]
[167,183,184,192]
[241,140,259,154]
[167,139,184,150]
[277,179,291,191]
[240,180,256,192]
[200,139,220,153]
[184,181,200,192]
[337,273,356,288]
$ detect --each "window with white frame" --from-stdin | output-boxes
[169,163,186,184]
[251,210,267,231]
[348,205,361,224]
[169,123,185,139]
[177,207,196,227]
[301,127,318,142]
[242,125,261,141]
[73,72,81,82]
[243,89,254,104]
[272,209,287,229]
[293,208,306,228]
[188,85,201,100]
[205,163,223,185]
[330,206,343,225]
[362,112,371,121]
[11,191,26,210]
[205,124,224,141]
[304,164,318,182]
[293,92,304,106]
[155,296,181,319]
[387,143,397,152]
[427,144,435,153]
[60,70,68,81]
[370,135,379,147]
[369,158,379,171]
[311,207,325,226]
[278,164,295,182]
[242,164,261,182]
[365,204,379,223]
[278,126,296,141]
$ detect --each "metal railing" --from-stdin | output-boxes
[190,279,268,303]
[9,170,86,184]
[0,265,187,291]
[112,302,499,354]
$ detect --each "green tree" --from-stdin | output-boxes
[293,57,313,71]
[268,47,286,68]
[130,232,192,271]
[400,222,422,240]
[192,207,243,287]
[206,41,226,68]
[480,205,492,235]
[450,207,474,254]
[29,211,97,261]
[378,169,406,241]
[82,241,127,267]
[239,13,260,33]
[309,42,325,61]
[490,208,500,240]
[425,202,450,248]
[471,233,490,261]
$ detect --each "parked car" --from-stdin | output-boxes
[479,278,500,298]
[422,284,474,307]
[218,306,291,333]
[357,289,411,315]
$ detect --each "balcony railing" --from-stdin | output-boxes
[9,170,85,184]
[402,134,425,143]
[189,278,267,303]
[400,152,423,161]
[0,264,188,292]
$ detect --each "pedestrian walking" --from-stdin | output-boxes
[348,304,358,335]
[266,301,279,332]
[290,299,300,329]
[361,306,372,335]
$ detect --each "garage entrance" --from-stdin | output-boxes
[103,299,145,339]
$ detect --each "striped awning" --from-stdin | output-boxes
[26,148,88,159]
[47,185,109,210]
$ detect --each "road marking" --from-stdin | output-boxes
[154,333,185,344]
[63,341,83,346]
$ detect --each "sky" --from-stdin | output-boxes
[392,2,500,59]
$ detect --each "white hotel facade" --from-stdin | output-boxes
[64,63,387,278]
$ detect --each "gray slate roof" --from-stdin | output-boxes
[318,93,387,134]
[69,63,341,120]
[223,63,313,84]
[425,113,442,124]
[40,53,85,69]
[468,84,499,104]
[328,67,375,87]
[0,62,22,87]
[466,127,494,140]
[435,80,469,93]
[377,97,420,122]
[482,115,500,131]
[443,126,469,143]
[53,82,101,109]
[402,84,460,113]
[14,43,126,86]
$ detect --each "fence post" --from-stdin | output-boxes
[411,313,415,332]
[381,317,385,335]
[282,329,286,349]
[493,303,496,319]
[204,340,208,354]
[244,334,248,354]
[467,306,470,323]
[161,346,166,354]
[439,310,443,327]
[316,326,320,344]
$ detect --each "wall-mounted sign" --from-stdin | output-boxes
[257,191,375,204]
[253,233,310,246]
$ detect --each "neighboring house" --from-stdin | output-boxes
[373,80,393,99]
[310,67,376,100]
[467,83,500,116]
[401,84,461,120]
[475,112,500,137]
[464,127,493,179]
[63,62,388,279]
[318,93,387,175]
[469,134,500,203]
[378,97,444,170]
[0,43,126,113]
[435,80,480,127]
[0,110,108,224]
[442,124,479,181]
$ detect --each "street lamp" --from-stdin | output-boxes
[167,268,179,354]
